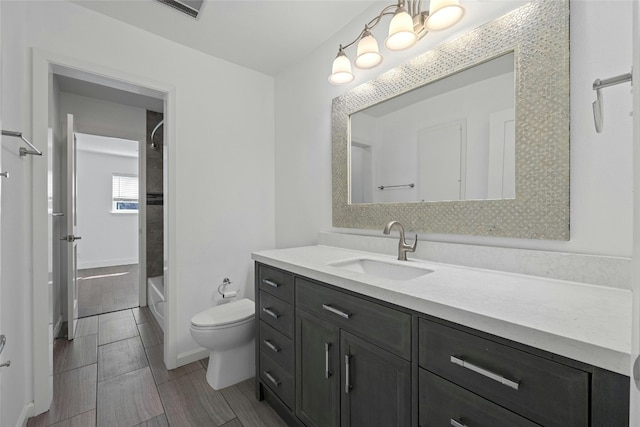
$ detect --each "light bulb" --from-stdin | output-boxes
[355,31,383,69]
[329,50,354,85]
[426,0,465,31]
[385,6,417,51]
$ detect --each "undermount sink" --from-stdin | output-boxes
[328,258,434,281]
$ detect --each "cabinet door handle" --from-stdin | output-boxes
[262,279,279,288]
[450,355,519,390]
[262,307,280,319]
[322,304,351,319]
[264,371,280,387]
[345,354,352,393]
[325,342,332,379]
[450,419,467,427]
[264,339,280,353]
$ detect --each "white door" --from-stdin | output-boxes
[65,114,80,340]
[350,142,373,204]
[488,108,516,199]
[417,120,466,202]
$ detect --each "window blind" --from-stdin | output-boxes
[112,174,139,202]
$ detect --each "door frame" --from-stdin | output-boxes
[31,48,177,414]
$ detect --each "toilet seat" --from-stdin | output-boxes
[191,298,254,328]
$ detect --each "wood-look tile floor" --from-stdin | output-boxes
[78,264,139,318]
[28,307,286,427]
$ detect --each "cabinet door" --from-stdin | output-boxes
[296,309,340,427]
[340,331,411,427]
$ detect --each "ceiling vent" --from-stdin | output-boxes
[155,0,204,19]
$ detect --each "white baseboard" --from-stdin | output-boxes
[17,402,34,427]
[177,347,208,367]
[77,258,138,270]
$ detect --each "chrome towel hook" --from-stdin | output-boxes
[1,130,42,156]
[592,70,633,133]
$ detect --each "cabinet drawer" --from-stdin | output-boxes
[419,369,540,427]
[296,278,411,360]
[260,353,294,409]
[258,264,294,304]
[259,321,294,374]
[418,319,588,427]
[259,291,294,338]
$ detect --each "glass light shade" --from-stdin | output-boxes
[425,0,465,31]
[355,32,383,69]
[329,51,355,85]
[385,8,417,50]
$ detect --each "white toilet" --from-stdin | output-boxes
[190,298,255,390]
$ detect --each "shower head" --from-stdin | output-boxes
[150,120,164,150]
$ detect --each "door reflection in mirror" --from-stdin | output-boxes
[349,52,515,204]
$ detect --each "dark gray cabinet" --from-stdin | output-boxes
[295,309,340,427]
[419,319,588,426]
[340,331,411,427]
[255,264,296,418]
[254,262,630,427]
[419,369,540,427]
[295,280,411,427]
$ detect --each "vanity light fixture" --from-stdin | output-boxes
[329,0,466,85]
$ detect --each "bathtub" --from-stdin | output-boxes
[147,276,165,332]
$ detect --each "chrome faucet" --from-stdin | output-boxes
[383,221,417,261]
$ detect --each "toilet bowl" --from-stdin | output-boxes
[190,298,255,390]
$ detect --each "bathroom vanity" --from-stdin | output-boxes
[253,245,630,427]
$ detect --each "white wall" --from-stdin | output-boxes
[275,1,634,258]
[2,0,275,422]
[1,0,33,424]
[76,135,139,269]
[60,92,146,143]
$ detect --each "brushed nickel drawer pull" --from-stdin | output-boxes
[450,355,520,390]
[322,304,351,319]
[345,354,352,393]
[264,339,280,353]
[262,279,279,288]
[325,342,332,379]
[262,307,280,319]
[450,419,467,427]
[264,371,280,386]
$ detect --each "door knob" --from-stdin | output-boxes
[0,172,8,178]
[60,235,82,242]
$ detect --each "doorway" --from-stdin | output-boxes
[75,133,141,318]
[31,48,176,415]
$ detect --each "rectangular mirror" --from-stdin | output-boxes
[350,52,515,204]
[332,0,570,240]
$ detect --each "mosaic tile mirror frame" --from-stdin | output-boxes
[332,0,569,240]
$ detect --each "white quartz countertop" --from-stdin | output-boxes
[252,245,631,376]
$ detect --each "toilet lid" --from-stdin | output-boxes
[191,298,255,328]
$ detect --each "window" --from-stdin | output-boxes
[112,174,139,213]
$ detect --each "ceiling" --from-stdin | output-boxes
[60,0,529,110]
[71,0,378,76]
